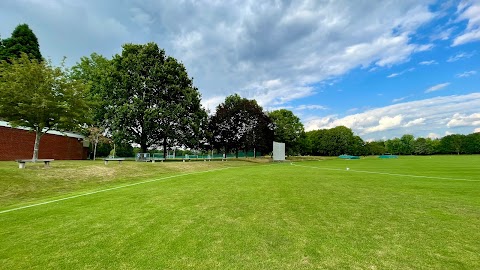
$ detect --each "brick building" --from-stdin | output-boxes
[0,121,89,161]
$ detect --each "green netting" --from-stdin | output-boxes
[379,155,398,159]
[338,155,360,159]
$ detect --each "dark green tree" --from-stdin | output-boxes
[385,138,402,154]
[268,109,304,155]
[464,132,480,154]
[439,134,465,155]
[297,132,311,155]
[326,126,359,156]
[400,134,415,155]
[0,53,90,160]
[1,24,42,61]
[365,140,386,155]
[106,43,206,156]
[413,137,428,155]
[305,126,362,156]
[210,94,273,157]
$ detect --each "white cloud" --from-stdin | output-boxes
[392,95,413,103]
[447,51,475,62]
[419,60,437,65]
[447,112,480,127]
[427,133,440,139]
[305,93,480,138]
[364,115,403,133]
[392,97,406,103]
[474,127,480,133]
[201,96,225,114]
[404,118,426,127]
[386,67,414,78]
[387,73,400,78]
[453,1,480,46]
[456,70,477,77]
[296,105,327,111]
[425,82,450,93]
[430,26,455,41]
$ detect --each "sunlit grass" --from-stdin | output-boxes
[0,156,479,269]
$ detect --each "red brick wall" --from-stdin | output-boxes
[0,126,88,161]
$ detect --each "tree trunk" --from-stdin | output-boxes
[93,134,99,160]
[163,139,167,159]
[32,130,43,161]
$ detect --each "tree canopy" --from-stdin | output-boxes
[268,109,304,155]
[0,53,90,160]
[105,42,206,155]
[72,52,112,126]
[0,24,42,62]
[210,94,273,157]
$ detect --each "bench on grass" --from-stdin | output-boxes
[149,157,165,163]
[16,159,54,169]
[104,158,125,165]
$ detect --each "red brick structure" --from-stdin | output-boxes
[0,122,88,161]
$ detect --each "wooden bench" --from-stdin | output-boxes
[104,158,125,165]
[16,159,54,169]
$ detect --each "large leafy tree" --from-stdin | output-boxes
[153,56,207,157]
[0,53,90,160]
[210,94,273,157]
[72,53,112,160]
[439,134,465,155]
[0,24,42,62]
[463,132,480,154]
[106,43,206,155]
[306,126,362,156]
[72,53,111,125]
[268,109,304,155]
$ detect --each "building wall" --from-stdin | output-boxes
[0,126,88,160]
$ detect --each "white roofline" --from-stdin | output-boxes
[0,121,85,139]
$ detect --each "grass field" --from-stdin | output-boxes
[0,156,479,269]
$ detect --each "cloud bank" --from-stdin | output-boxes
[305,93,480,138]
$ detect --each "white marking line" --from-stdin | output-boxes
[0,167,233,214]
[290,163,480,182]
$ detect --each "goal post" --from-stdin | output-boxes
[273,141,285,161]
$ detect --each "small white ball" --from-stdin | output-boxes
[346,167,350,171]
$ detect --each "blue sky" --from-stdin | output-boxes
[1,0,479,140]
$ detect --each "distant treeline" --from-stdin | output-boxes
[298,126,480,156]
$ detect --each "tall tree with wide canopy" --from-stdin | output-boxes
[106,43,206,155]
[210,94,273,157]
[268,109,304,155]
[0,54,90,160]
[0,24,42,62]
[306,126,362,156]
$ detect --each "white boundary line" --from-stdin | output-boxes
[290,162,480,182]
[0,167,233,214]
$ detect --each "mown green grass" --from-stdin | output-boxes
[0,156,479,269]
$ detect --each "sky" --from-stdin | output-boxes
[1,0,479,141]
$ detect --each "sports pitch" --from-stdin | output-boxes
[0,156,479,269]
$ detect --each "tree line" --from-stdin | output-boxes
[298,130,480,156]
